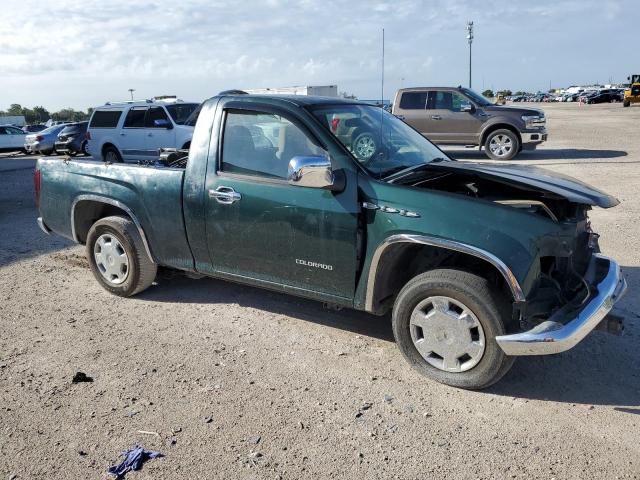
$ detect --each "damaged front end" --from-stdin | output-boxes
[393,160,627,355]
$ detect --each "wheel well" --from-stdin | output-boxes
[181,141,191,149]
[480,124,521,146]
[101,142,119,159]
[369,243,514,316]
[73,200,131,244]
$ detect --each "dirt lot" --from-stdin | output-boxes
[1,102,639,479]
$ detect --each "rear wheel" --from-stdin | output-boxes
[103,145,123,163]
[392,269,514,389]
[86,216,157,297]
[623,100,630,108]
[484,129,520,160]
[81,141,89,156]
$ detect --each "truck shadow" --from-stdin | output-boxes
[143,265,639,406]
[143,270,395,342]
[449,148,628,162]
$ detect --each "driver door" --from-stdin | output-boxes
[204,107,358,300]
[425,90,483,144]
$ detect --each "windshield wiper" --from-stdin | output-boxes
[384,157,449,182]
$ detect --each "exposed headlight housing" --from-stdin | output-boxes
[522,114,546,129]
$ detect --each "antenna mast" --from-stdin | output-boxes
[381,28,385,106]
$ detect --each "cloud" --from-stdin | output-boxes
[0,0,635,110]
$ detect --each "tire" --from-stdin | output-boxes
[81,141,89,156]
[392,269,514,390]
[351,130,378,162]
[86,216,157,297]
[484,129,520,160]
[103,145,123,163]
[623,100,630,108]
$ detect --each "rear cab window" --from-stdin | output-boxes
[90,110,123,128]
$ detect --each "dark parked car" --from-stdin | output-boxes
[585,90,623,104]
[55,122,89,156]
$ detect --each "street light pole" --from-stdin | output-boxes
[128,89,135,101]
[466,21,474,88]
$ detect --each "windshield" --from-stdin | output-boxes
[460,88,493,106]
[310,104,449,179]
[165,103,199,125]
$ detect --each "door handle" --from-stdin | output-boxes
[431,115,442,120]
[120,133,126,136]
[148,133,153,137]
[209,186,241,204]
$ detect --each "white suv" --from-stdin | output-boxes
[86,98,199,162]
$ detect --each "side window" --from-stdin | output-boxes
[8,127,23,134]
[221,110,325,179]
[145,107,170,128]
[432,91,471,112]
[399,92,427,110]
[0,127,6,135]
[89,110,123,128]
[123,108,147,128]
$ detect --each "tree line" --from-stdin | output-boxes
[0,104,93,124]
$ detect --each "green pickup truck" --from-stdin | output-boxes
[35,92,627,389]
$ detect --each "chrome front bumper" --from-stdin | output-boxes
[496,254,627,356]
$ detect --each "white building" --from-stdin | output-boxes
[0,115,26,126]
[244,85,338,97]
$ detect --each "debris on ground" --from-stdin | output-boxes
[107,446,163,479]
[71,372,93,383]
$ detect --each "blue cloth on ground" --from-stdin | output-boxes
[107,446,163,478]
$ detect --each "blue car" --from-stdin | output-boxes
[54,122,89,156]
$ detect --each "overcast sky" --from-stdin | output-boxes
[1,0,635,111]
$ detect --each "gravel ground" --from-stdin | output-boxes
[1,102,639,479]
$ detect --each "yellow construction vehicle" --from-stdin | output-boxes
[623,74,640,107]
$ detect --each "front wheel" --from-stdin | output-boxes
[392,269,514,389]
[86,216,157,297]
[81,141,89,156]
[484,129,520,160]
[623,100,630,108]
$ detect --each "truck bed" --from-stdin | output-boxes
[37,157,194,270]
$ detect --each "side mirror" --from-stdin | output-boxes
[287,155,335,189]
[461,103,475,113]
[154,119,173,129]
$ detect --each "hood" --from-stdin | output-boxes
[428,161,619,208]
[482,104,544,116]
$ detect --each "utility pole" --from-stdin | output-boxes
[128,89,135,101]
[466,21,474,88]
